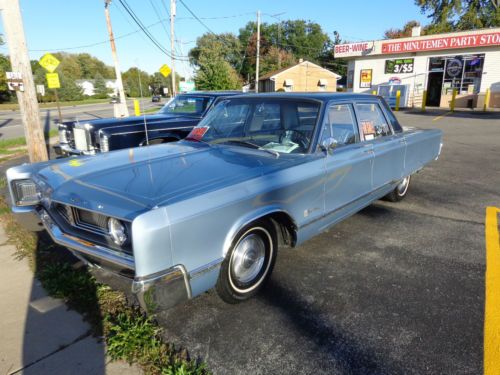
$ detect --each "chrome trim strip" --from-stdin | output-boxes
[39,209,135,270]
[189,257,224,280]
[106,126,194,137]
[299,182,396,230]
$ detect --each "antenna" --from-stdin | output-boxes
[136,64,149,145]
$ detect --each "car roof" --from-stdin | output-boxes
[178,91,242,97]
[229,92,380,103]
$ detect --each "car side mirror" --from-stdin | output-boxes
[321,137,338,152]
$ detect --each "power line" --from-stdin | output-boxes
[117,0,189,61]
[0,19,164,52]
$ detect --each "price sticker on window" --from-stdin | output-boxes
[361,121,375,140]
[187,126,209,141]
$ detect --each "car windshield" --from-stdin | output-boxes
[186,98,321,154]
[158,95,213,116]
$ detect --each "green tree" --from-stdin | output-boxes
[93,73,111,98]
[416,0,500,33]
[57,73,84,101]
[384,20,422,39]
[122,67,151,97]
[0,54,13,103]
[260,46,296,76]
[238,20,331,79]
[189,33,242,70]
[194,48,241,90]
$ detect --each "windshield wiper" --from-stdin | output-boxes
[222,139,260,149]
[220,139,280,158]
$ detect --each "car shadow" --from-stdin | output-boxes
[19,231,107,374]
[399,108,500,120]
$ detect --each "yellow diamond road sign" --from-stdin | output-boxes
[159,64,171,78]
[39,53,60,73]
[46,73,60,89]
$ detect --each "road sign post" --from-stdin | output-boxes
[45,70,62,123]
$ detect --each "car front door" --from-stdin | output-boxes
[322,101,374,217]
[354,101,405,190]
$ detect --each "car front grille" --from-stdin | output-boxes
[73,127,90,151]
[52,203,133,255]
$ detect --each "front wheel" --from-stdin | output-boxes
[216,220,277,304]
[384,175,411,202]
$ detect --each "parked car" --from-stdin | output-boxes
[55,91,240,156]
[152,95,161,102]
[109,96,120,104]
[7,93,442,314]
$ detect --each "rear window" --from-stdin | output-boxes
[380,98,403,133]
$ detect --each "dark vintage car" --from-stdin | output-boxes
[55,91,240,156]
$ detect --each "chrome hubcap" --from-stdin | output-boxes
[397,176,410,195]
[231,233,266,284]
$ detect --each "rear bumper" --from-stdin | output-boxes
[34,207,190,313]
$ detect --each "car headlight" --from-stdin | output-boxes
[108,217,127,245]
[11,179,39,206]
[100,133,109,152]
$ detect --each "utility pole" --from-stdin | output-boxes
[170,0,177,97]
[255,10,261,93]
[1,0,48,162]
[104,0,129,117]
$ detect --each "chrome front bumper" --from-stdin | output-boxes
[36,207,190,314]
[54,143,97,156]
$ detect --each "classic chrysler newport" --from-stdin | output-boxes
[7,93,442,314]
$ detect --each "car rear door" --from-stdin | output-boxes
[354,101,405,190]
[322,101,374,216]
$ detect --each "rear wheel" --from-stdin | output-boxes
[384,175,411,202]
[216,220,277,304]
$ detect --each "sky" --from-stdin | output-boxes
[0,0,431,78]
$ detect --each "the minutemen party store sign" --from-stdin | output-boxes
[381,32,500,54]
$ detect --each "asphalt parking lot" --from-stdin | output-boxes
[157,109,500,374]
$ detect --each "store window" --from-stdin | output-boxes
[429,54,484,95]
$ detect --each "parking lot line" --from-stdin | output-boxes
[432,111,452,121]
[485,206,500,375]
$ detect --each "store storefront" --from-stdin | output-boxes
[334,28,500,109]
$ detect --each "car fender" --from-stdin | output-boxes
[222,205,297,257]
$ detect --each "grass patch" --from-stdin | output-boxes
[0,197,208,374]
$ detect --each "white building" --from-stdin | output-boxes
[76,79,118,97]
[334,27,500,109]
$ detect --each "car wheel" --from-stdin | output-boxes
[216,220,277,304]
[384,175,411,202]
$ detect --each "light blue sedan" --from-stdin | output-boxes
[6,93,442,314]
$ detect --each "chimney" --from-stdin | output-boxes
[411,26,421,37]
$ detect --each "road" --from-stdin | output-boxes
[0,100,162,140]
[156,109,499,374]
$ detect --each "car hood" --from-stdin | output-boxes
[65,113,200,130]
[36,142,297,220]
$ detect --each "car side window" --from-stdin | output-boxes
[354,103,392,140]
[322,103,359,147]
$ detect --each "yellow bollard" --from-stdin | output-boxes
[134,99,141,116]
[395,90,401,111]
[484,88,491,111]
[421,90,427,112]
[450,88,457,112]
